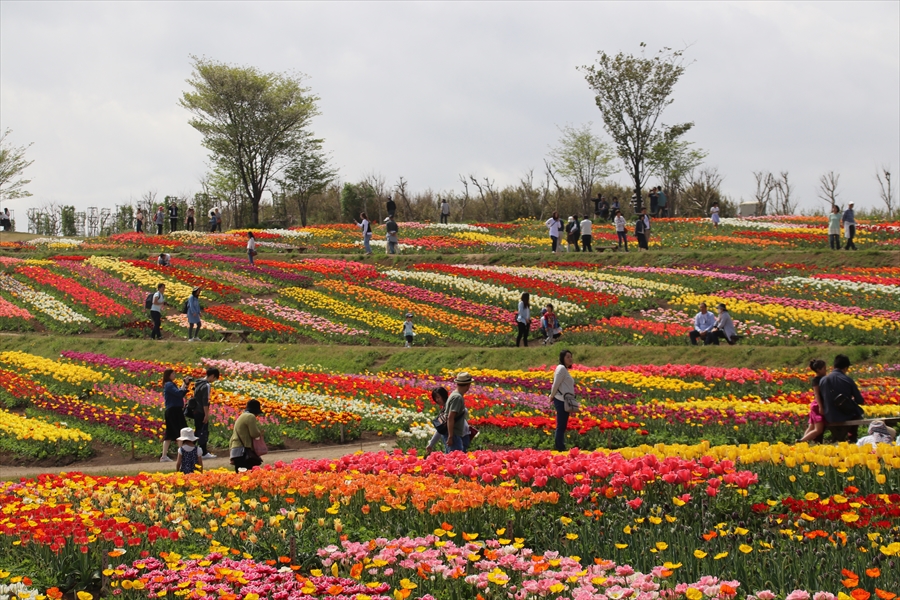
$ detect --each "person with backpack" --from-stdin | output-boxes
[188,367,220,459]
[185,287,202,341]
[148,283,166,340]
[384,216,399,255]
[175,427,203,474]
[160,368,189,462]
[230,399,265,473]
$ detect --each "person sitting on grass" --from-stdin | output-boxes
[857,420,897,448]
[688,303,716,346]
[709,303,737,345]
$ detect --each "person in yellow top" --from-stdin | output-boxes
[229,399,264,473]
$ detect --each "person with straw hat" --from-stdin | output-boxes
[445,372,472,453]
[857,420,897,448]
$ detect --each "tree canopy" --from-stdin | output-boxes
[547,123,618,214]
[277,134,337,226]
[180,56,320,225]
[0,128,34,202]
[579,44,689,211]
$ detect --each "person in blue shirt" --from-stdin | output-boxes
[841,202,857,250]
[186,287,202,341]
[160,368,190,462]
[688,303,717,345]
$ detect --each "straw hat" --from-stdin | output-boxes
[455,372,473,385]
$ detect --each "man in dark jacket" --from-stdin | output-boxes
[386,196,396,219]
[819,354,865,441]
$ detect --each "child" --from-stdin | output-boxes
[401,313,415,348]
[175,427,203,474]
[541,304,562,345]
[799,359,827,443]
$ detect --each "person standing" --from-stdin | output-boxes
[186,287,202,341]
[841,202,857,250]
[384,216,399,255]
[549,349,575,452]
[401,312,415,347]
[154,206,165,235]
[593,193,604,219]
[440,198,450,224]
[229,399,264,473]
[191,367,220,459]
[135,208,144,233]
[634,208,649,251]
[215,208,223,232]
[160,368,189,462]
[355,212,373,256]
[426,387,450,453]
[0,208,11,231]
[545,212,562,253]
[150,283,166,340]
[599,198,610,221]
[247,231,257,265]
[710,303,737,345]
[579,215,593,253]
[168,201,179,233]
[688,302,716,345]
[614,210,628,251]
[827,204,841,250]
[641,208,652,247]
[565,216,580,252]
[609,198,620,222]
[515,292,531,347]
[657,187,668,217]
[445,373,472,453]
[175,427,203,474]
[649,187,659,216]
[208,210,217,233]
[185,207,195,232]
[819,355,865,442]
[710,202,721,228]
[386,195,396,219]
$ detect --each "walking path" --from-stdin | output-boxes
[1,440,396,480]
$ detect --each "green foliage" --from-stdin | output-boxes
[0,128,34,200]
[340,182,373,222]
[547,123,619,212]
[278,135,338,226]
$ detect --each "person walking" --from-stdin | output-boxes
[135,208,144,233]
[154,206,165,235]
[515,292,531,347]
[657,187,668,217]
[688,302,716,345]
[215,208,223,232]
[185,207,195,232]
[841,202,857,250]
[579,215,593,252]
[160,368,189,462]
[426,387,450,453]
[186,287,202,341]
[191,367,220,459]
[614,210,628,251]
[208,210,217,232]
[150,283,166,340]
[386,195,396,219]
[565,216,580,252]
[445,373,472,453]
[229,399,265,473]
[649,187,659,216]
[355,212,373,256]
[247,231,257,265]
[542,304,562,345]
[820,354,865,442]
[798,359,827,443]
[545,212,562,253]
[710,202,721,228]
[384,216,399,255]
[634,208,649,251]
[401,312,415,347]
[440,198,450,224]
[168,201,179,233]
[609,198,620,222]
[175,427,203,474]
[827,204,841,250]
[549,349,576,452]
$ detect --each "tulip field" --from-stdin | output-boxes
[1,215,899,599]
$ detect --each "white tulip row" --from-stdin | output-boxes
[24,237,84,246]
[462,264,683,297]
[775,276,900,296]
[0,273,91,324]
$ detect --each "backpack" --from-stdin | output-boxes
[183,395,198,418]
[145,293,154,310]
[181,298,189,314]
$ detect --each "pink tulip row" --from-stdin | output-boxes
[720,290,900,321]
[613,265,758,282]
[241,297,368,336]
[369,279,523,325]
[55,259,147,305]
[0,295,34,321]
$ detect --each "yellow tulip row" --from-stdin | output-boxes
[86,256,193,301]
[0,351,110,385]
[454,367,710,393]
[670,293,898,332]
[279,287,442,337]
[0,407,92,443]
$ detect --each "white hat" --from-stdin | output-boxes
[567,216,575,222]
[384,217,391,222]
[177,427,198,442]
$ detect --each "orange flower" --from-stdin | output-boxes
[851,590,871,600]
[843,569,861,579]
[866,568,881,578]
[279,556,291,564]
[702,530,718,541]
[875,589,897,600]
[720,584,738,596]
[844,578,860,589]
[326,585,344,595]
[350,563,363,579]
[47,588,63,600]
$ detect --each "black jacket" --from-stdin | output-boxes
[820,369,865,422]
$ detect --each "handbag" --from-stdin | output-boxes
[432,414,448,436]
[252,433,268,457]
[563,392,580,413]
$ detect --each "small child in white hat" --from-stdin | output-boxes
[175,427,203,474]
[401,313,415,348]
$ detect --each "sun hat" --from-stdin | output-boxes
[177,427,198,442]
[567,216,575,222]
[455,372,473,385]
[868,420,897,440]
[192,287,201,294]
[245,399,264,416]
[406,313,413,318]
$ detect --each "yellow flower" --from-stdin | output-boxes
[694,550,708,559]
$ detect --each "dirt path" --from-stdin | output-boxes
[1,440,396,481]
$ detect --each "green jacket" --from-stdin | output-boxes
[230,412,261,449]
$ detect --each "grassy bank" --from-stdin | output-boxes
[3,333,898,372]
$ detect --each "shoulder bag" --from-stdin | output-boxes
[563,392,580,413]
[252,432,268,456]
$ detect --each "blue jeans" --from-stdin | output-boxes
[363,234,372,254]
[553,399,569,451]
[248,251,255,265]
[446,434,470,453]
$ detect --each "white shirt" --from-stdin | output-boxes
[579,219,592,235]
[441,202,450,215]
[247,238,256,251]
[151,291,165,313]
[549,364,575,402]
[715,311,737,339]
[545,217,561,237]
[358,219,371,236]
[614,215,626,232]
[642,214,651,231]
[516,301,530,324]
[694,311,716,333]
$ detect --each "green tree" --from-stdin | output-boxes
[180,56,320,225]
[277,135,338,226]
[0,128,34,203]
[646,123,707,216]
[547,123,618,214]
[579,44,689,211]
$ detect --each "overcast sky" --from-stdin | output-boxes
[1,1,898,217]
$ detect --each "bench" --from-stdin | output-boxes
[816,416,900,443]
[219,330,251,343]
[595,245,619,252]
